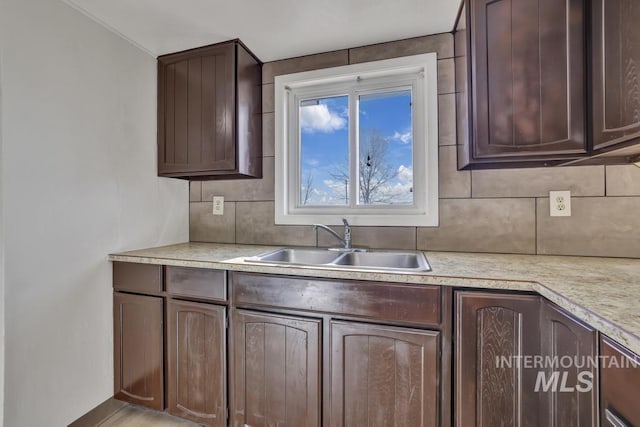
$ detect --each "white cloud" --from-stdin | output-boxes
[300,180,348,205]
[323,179,347,192]
[389,131,412,144]
[300,104,347,133]
[397,165,413,182]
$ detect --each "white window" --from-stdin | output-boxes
[274,53,438,226]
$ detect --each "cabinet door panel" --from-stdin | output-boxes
[592,0,640,150]
[455,291,540,427]
[167,299,226,426]
[540,301,598,427]
[469,0,586,161]
[159,43,236,174]
[231,310,321,427]
[113,292,164,410]
[600,335,640,426]
[330,321,440,427]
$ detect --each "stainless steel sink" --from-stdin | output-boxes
[332,251,431,271]
[246,248,432,273]
[250,248,339,265]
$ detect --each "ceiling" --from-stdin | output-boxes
[62,0,460,62]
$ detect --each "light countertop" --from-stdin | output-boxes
[110,242,640,355]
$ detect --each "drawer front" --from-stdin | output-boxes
[166,266,226,302]
[600,335,640,426]
[113,262,162,294]
[231,272,441,326]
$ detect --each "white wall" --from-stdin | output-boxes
[0,0,189,425]
[0,24,5,427]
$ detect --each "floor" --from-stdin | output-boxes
[69,399,202,427]
[97,405,200,427]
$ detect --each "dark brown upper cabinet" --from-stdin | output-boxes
[456,0,640,168]
[591,0,640,157]
[457,0,587,169]
[158,40,262,180]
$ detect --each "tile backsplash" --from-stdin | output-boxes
[189,33,640,258]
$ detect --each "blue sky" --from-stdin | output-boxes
[300,90,414,206]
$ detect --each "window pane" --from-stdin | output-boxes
[358,89,413,205]
[299,95,349,206]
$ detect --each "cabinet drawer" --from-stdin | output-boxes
[113,262,162,294]
[231,272,441,326]
[600,335,640,426]
[166,266,226,302]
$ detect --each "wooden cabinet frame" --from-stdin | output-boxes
[455,290,599,427]
[157,39,262,179]
[112,263,636,427]
[455,0,640,168]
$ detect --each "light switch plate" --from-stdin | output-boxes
[549,190,571,217]
[212,196,224,215]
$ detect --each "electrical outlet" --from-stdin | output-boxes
[549,190,571,217]
[212,196,224,215]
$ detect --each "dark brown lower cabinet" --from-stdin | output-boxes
[113,292,164,410]
[456,291,598,427]
[111,264,624,427]
[329,321,440,427]
[456,292,541,427]
[540,301,598,427]
[166,299,226,426]
[231,309,321,427]
[601,335,640,427]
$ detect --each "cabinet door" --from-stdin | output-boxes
[113,292,164,410]
[468,0,586,163]
[167,299,226,426]
[455,291,540,427]
[231,310,321,427]
[329,321,440,427]
[591,0,640,151]
[539,300,598,427]
[158,43,236,175]
[600,335,640,427]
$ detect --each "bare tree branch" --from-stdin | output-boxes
[301,172,314,205]
[326,128,412,205]
[358,129,398,204]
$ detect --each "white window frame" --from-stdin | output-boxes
[274,53,439,227]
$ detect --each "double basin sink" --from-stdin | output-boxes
[246,247,432,273]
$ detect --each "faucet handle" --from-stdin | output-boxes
[342,218,350,228]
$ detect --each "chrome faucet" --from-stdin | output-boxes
[313,218,351,249]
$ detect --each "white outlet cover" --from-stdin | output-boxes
[549,190,571,217]
[212,196,224,215]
